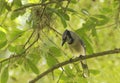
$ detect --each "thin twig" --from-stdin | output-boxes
[46,24,62,36]
[23,29,35,48]
[0,55,21,64]
[63,0,71,13]
[29,48,120,83]
[40,6,46,19]
[24,33,40,52]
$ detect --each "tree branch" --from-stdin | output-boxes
[46,23,62,36]
[13,0,68,12]
[29,48,120,83]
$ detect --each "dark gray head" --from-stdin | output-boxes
[62,30,74,46]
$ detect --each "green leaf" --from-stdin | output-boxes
[100,7,112,14]
[81,9,89,15]
[76,29,94,54]
[65,8,77,13]
[49,8,68,28]
[91,27,97,37]
[5,3,11,11]
[8,45,24,54]
[27,58,39,74]
[13,0,22,7]
[8,45,15,52]
[1,67,9,83]
[0,31,6,41]
[41,0,46,3]
[82,17,98,38]
[28,48,41,64]
[8,28,24,41]
[54,1,63,9]
[46,55,57,67]
[0,31,7,49]
[90,69,100,75]
[0,0,11,14]
[11,10,25,20]
[90,17,98,25]
[93,15,109,26]
[0,27,7,33]
[11,11,20,20]
[15,45,24,54]
[24,62,30,71]
[67,8,77,13]
[0,40,7,49]
[58,9,70,21]
[63,13,69,21]
[61,18,67,28]
[64,65,74,76]
[84,36,94,54]
[56,10,68,28]
[57,9,70,23]
[77,77,88,83]
[71,0,77,4]
[82,19,96,31]
[49,47,62,57]
[0,0,6,15]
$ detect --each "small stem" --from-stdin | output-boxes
[23,29,35,48]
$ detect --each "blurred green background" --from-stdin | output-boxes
[0,0,120,83]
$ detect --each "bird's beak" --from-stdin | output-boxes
[61,40,66,46]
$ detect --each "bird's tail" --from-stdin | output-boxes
[80,60,89,78]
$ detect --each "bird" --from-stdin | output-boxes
[61,29,89,78]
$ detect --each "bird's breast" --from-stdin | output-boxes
[68,40,85,56]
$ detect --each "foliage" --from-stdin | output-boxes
[0,0,120,83]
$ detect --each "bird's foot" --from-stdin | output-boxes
[79,55,85,59]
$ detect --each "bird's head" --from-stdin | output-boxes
[62,30,74,46]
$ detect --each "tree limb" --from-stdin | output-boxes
[29,48,120,83]
[13,0,68,12]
